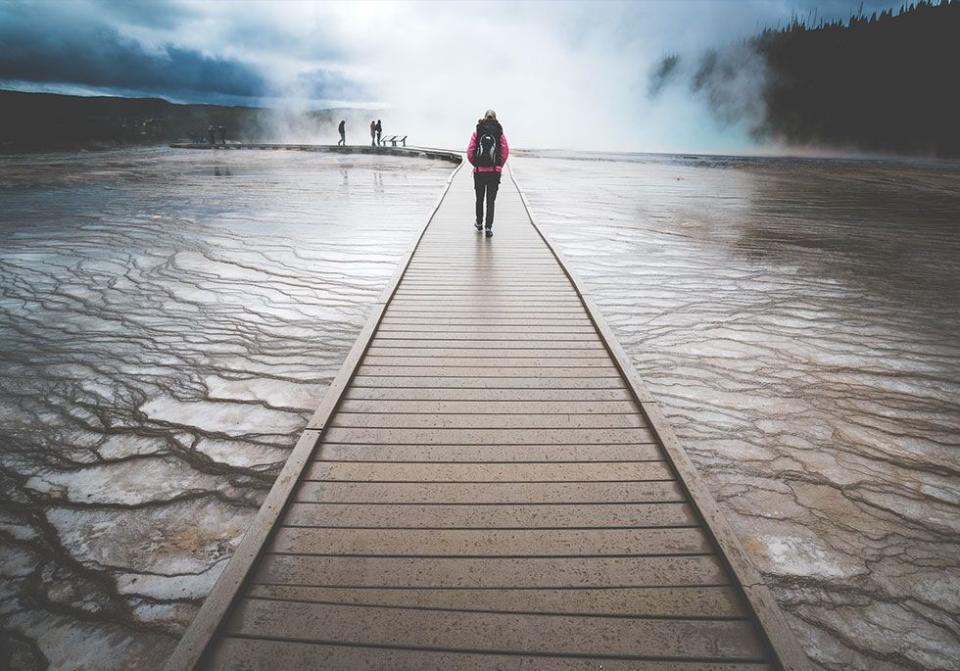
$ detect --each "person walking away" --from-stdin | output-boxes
[370,120,376,146]
[467,109,509,238]
[217,125,226,145]
[207,124,216,145]
[375,119,382,146]
[338,119,346,146]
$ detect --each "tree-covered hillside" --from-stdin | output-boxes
[652,0,960,157]
[0,90,345,152]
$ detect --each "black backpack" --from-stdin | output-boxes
[474,121,502,168]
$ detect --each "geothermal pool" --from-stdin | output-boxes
[513,152,960,671]
[0,147,957,671]
[0,148,453,670]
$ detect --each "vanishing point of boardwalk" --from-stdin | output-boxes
[164,146,808,670]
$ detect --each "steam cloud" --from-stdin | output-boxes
[0,0,913,153]
[649,44,769,138]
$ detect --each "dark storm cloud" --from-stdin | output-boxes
[83,0,203,30]
[0,3,265,99]
[0,2,357,104]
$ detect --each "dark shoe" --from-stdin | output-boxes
[475,222,483,232]
[485,229,493,238]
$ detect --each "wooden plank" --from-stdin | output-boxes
[336,399,637,414]
[313,427,657,445]
[379,308,587,316]
[403,257,561,261]
[391,297,580,302]
[407,255,560,260]
[222,600,766,660]
[397,284,577,290]
[398,274,568,281]
[363,348,610,357]
[245,584,746,618]
[396,283,573,289]
[390,294,581,301]
[355,366,623,377]
[371,331,602,340]
[384,309,589,316]
[375,324,600,333]
[253,554,730,588]
[397,276,570,282]
[404,261,562,267]
[294,480,687,504]
[315,443,661,462]
[208,638,772,670]
[304,461,673,482]
[408,256,558,260]
[393,287,578,293]
[328,412,646,429]
[347,376,625,389]
[385,304,587,311]
[367,338,605,347]
[341,387,633,401]
[378,318,594,326]
[361,356,609,367]
[280,502,697,529]
[374,330,601,338]
[387,301,586,307]
[270,527,709,556]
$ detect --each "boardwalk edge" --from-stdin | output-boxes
[508,165,811,671]
[169,143,461,164]
[162,153,463,671]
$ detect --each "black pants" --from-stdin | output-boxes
[474,172,500,230]
[338,132,345,146]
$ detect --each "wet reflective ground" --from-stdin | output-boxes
[513,152,960,671]
[0,148,452,670]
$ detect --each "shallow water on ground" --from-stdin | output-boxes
[0,147,452,670]
[513,152,960,671]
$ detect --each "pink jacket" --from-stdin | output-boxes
[467,131,509,173]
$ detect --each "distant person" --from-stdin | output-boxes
[467,109,509,238]
[370,120,376,146]
[217,125,226,145]
[207,124,216,145]
[338,119,346,146]
[375,119,382,146]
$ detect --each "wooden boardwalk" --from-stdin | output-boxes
[165,155,807,670]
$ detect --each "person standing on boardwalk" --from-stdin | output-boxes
[370,120,376,146]
[375,119,382,146]
[467,109,509,238]
[207,124,216,145]
[217,125,226,145]
[338,119,346,146]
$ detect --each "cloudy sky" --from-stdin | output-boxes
[0,0,903,152]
